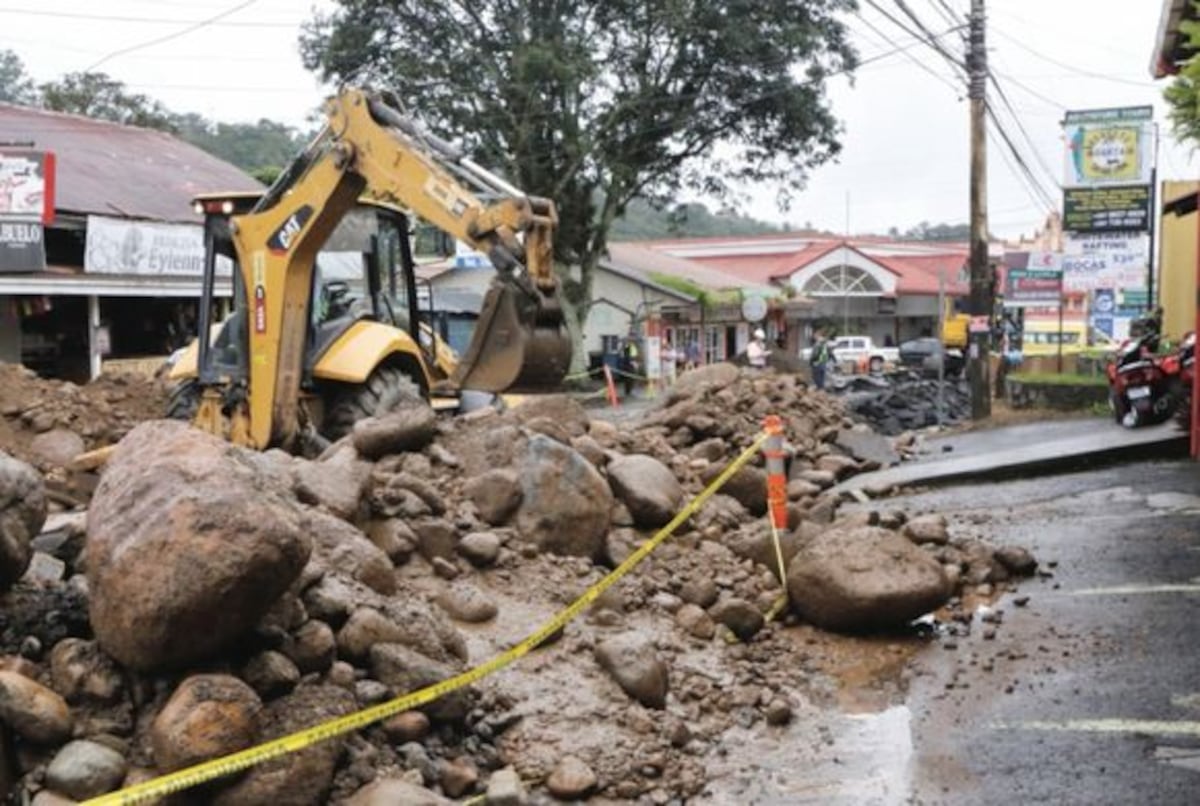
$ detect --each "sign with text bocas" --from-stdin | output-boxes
[85,215,231,276]
[0,150,55,273]
[1061,250,1147,293]
[1063,185,1150,233]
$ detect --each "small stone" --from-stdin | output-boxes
[458,532,502,567]
[382,711,430,743]
[355,679,391,705]
[432,557,460,580]
[343,778,451,805]
[285,620,336,674]
[708,598,764,641]
[994,545,1038,576]
[435,583,499,623]
[595,635,669,709]
[765,698,793,726]
[546,755,597,800]
[904,514,949,545]
[241,650,300,698]
[486,766,526,806]
[675,604,716,641]
[48,639,122,704]
[440,757,479,798]
[45,739,128,800]
[0,669,72,743]
[678,577,719,608]
[1013,595,1030,607]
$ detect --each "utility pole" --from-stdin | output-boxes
[967,0,991,419]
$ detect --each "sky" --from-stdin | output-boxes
[1,0,1196,241]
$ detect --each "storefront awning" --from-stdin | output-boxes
[0,270,231,298]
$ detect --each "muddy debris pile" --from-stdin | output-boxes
[834,373,973,435]
[0,364,1038,804]
[0,362,169,501]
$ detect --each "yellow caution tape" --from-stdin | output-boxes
[83,431,772,806]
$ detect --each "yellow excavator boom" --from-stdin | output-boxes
[215,88,570,449]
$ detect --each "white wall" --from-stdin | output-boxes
[586,269,689,356]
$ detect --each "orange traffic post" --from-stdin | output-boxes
[762,415,788,530]
[602,364,620,409]
[762,415,790,622]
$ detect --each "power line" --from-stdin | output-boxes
[0,6,292,28]
[989,69,1066,111]
[889,0,968,75]
[988,75,1060,192]
[85,0,263,71]
[853,11,965,96]
[991,26,1157,89]
[986,106,1057,211]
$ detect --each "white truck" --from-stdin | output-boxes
[802,335,899,373]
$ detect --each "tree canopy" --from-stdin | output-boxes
[300,0,856,353]
[1165,18,1200,148]
[40,72,178,131]
[0,50,36,105]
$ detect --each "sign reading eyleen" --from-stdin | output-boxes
[1062,185,1151,233]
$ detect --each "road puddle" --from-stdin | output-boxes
[703,704,915,804]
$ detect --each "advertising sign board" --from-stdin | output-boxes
[1063,185,1151,233]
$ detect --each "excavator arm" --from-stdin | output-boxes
[224,88,570,449]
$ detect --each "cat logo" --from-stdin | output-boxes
[267,205,314,254]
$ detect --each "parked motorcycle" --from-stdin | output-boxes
[1106,332,1178,427]
[1174,331,1195,431]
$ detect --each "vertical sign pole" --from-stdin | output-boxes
[968,0,992,419]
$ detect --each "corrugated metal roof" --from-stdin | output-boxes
[0,104,262,223]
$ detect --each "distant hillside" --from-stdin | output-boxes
[612,199,788,240]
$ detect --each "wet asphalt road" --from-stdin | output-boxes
[896,458,1200,805]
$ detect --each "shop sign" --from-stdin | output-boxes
[85,215,230,276]
[0,220,45,273]
[1063,185,1151,233]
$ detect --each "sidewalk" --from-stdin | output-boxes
[837,417,1189,494]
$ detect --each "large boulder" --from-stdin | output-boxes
[0,451,45,592]
[212,685,355,806]
[606,455,684,528]
[305,510,396,595]
[370,643,469,722]
[151,674,262,771]
[86,421,312,670]
[703,464,767,517]
[786,525,951,632]
[516,436,612,559]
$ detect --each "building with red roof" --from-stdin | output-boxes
[608,233,972,356]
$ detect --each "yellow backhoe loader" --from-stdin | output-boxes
[166,88,571,451]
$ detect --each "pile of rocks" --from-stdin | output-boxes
[0,364,1036,803]
[835,373,972,435]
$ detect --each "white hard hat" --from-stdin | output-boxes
[754,328,765,339]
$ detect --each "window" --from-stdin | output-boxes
[601,334,621,355]
[800,265,884,296]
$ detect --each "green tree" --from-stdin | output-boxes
[173,113,307,179]
[300,0,855,365]
[612,199,784,239]
[40,72,177,131]
[1166,15,1200,147]
[0,49,37,105]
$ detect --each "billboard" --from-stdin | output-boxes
[1062,106,1153,188]
[0,150,55,273]
[85,215,220,276]
[1063,185,1151,233]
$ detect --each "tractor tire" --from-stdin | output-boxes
[323,364,426,441]
[166,379,201,422]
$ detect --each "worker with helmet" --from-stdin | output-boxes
[747,327,769,369]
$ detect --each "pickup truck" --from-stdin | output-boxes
[801,335,899,373]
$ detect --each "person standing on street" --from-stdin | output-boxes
[809,329,833,390]
[619,336,641,397]
[685,338,701,371]
[747,328,769,369]
[660,336,677,384]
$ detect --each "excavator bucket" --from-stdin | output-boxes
[449,279,572,393]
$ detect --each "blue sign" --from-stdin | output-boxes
[1091,289,1115,339]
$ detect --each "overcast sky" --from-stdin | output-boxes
[2,0,1195,241]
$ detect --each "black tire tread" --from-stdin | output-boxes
[323,365,425,440]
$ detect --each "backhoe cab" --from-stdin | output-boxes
[166,88,572,451]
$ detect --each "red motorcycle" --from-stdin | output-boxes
[1173,332,1195,431]
[1106,332,1178,427]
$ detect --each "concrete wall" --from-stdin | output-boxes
[1160,180,1199,340]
